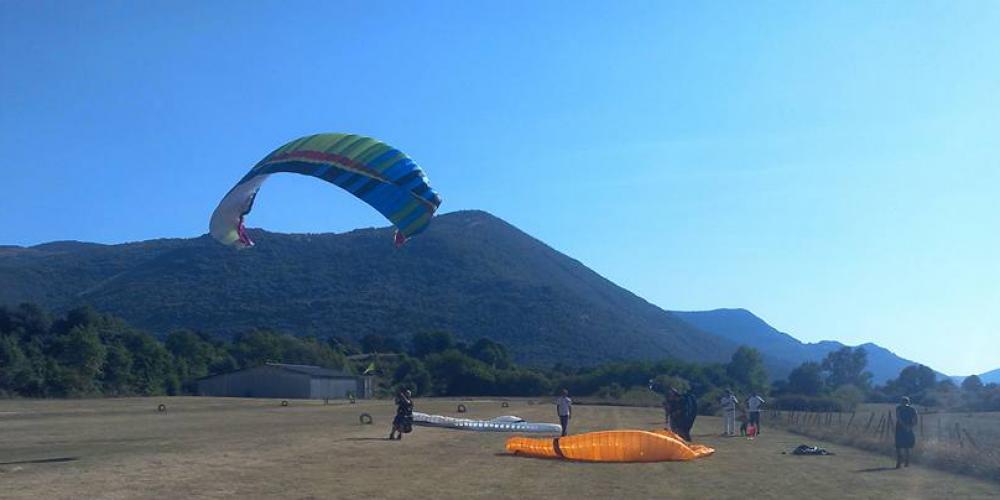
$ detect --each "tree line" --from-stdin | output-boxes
[0,303,767,406]
[771,345,1000,412]
[2,303,996,412]
[0,304,348,397]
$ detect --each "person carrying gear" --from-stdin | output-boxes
[389,388,414,440]
[665,387,698,442]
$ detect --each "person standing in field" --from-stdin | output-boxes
[895,396,918,468]
[665,387,698,442]
[720,389,739,436]
[747,392,766,436]
[388,388,413,441]
[555,388,572,436]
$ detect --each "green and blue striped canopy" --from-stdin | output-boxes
[210,133,442,248]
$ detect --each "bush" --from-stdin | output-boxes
[494,369,551,396]
[831,384,865,411]
[596,383,625,400]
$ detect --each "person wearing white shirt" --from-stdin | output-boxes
[719,389,739,436]
[747,392,766,435]
[555,389,572,436]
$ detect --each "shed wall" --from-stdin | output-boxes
[197,366,310,398]
[309,378,359,399]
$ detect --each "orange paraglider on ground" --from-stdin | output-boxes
[505,429,714,462]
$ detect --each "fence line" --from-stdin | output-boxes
[763,408,996,483]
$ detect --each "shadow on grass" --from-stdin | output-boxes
[341,437,395,442]
[0,457,78,465]
[855,466,897,473]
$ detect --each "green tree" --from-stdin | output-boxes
[360,334,402,354]
[961,374,984,392]
[726,346,768,393]
[121,331,175,396]
[410,331,455,358]
[787,362,825,396]
[886,364,937,402]
[0,335,33,395]
[52,325,107,396]
[166,330,234,391]
[821,346,872,389]
[100,343,135,395]
[389,355,432,396]
[230,330,284,367]
[423,349,495,396]
[468,338,511,369]
[831,384,864,410]
[494,369,551,396]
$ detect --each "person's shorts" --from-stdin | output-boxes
[749,412,760,425]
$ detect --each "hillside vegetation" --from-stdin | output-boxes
[0,211,736,367]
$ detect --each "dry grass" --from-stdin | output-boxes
[767,406,1000,482]
[1,397,998,499]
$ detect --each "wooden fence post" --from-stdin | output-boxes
[846,412,856,432]
[962,428,979,450]
[886,411,894,442]
[864,412,875,432]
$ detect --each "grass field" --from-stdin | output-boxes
[2,398,998,499]
[767,404,1000,481]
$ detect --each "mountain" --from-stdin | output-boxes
[980,369,1000,385]
[671,308,942,384]
[954,369,1000,385]
[0,210,738,366]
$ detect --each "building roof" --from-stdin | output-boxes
[265,363,354,378]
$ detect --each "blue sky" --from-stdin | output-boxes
[2,1,997,375]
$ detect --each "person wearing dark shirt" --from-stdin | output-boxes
[664,387,697,442]
[895,396,918,468]
[389,389,413,441]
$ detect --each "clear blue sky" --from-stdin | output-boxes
[2,1,997,375]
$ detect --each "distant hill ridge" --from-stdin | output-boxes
[0,210,971,381]
[670,309,948,384]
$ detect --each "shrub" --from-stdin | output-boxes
[831,384,865,411]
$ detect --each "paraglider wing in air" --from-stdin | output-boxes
[210,133,441,248]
